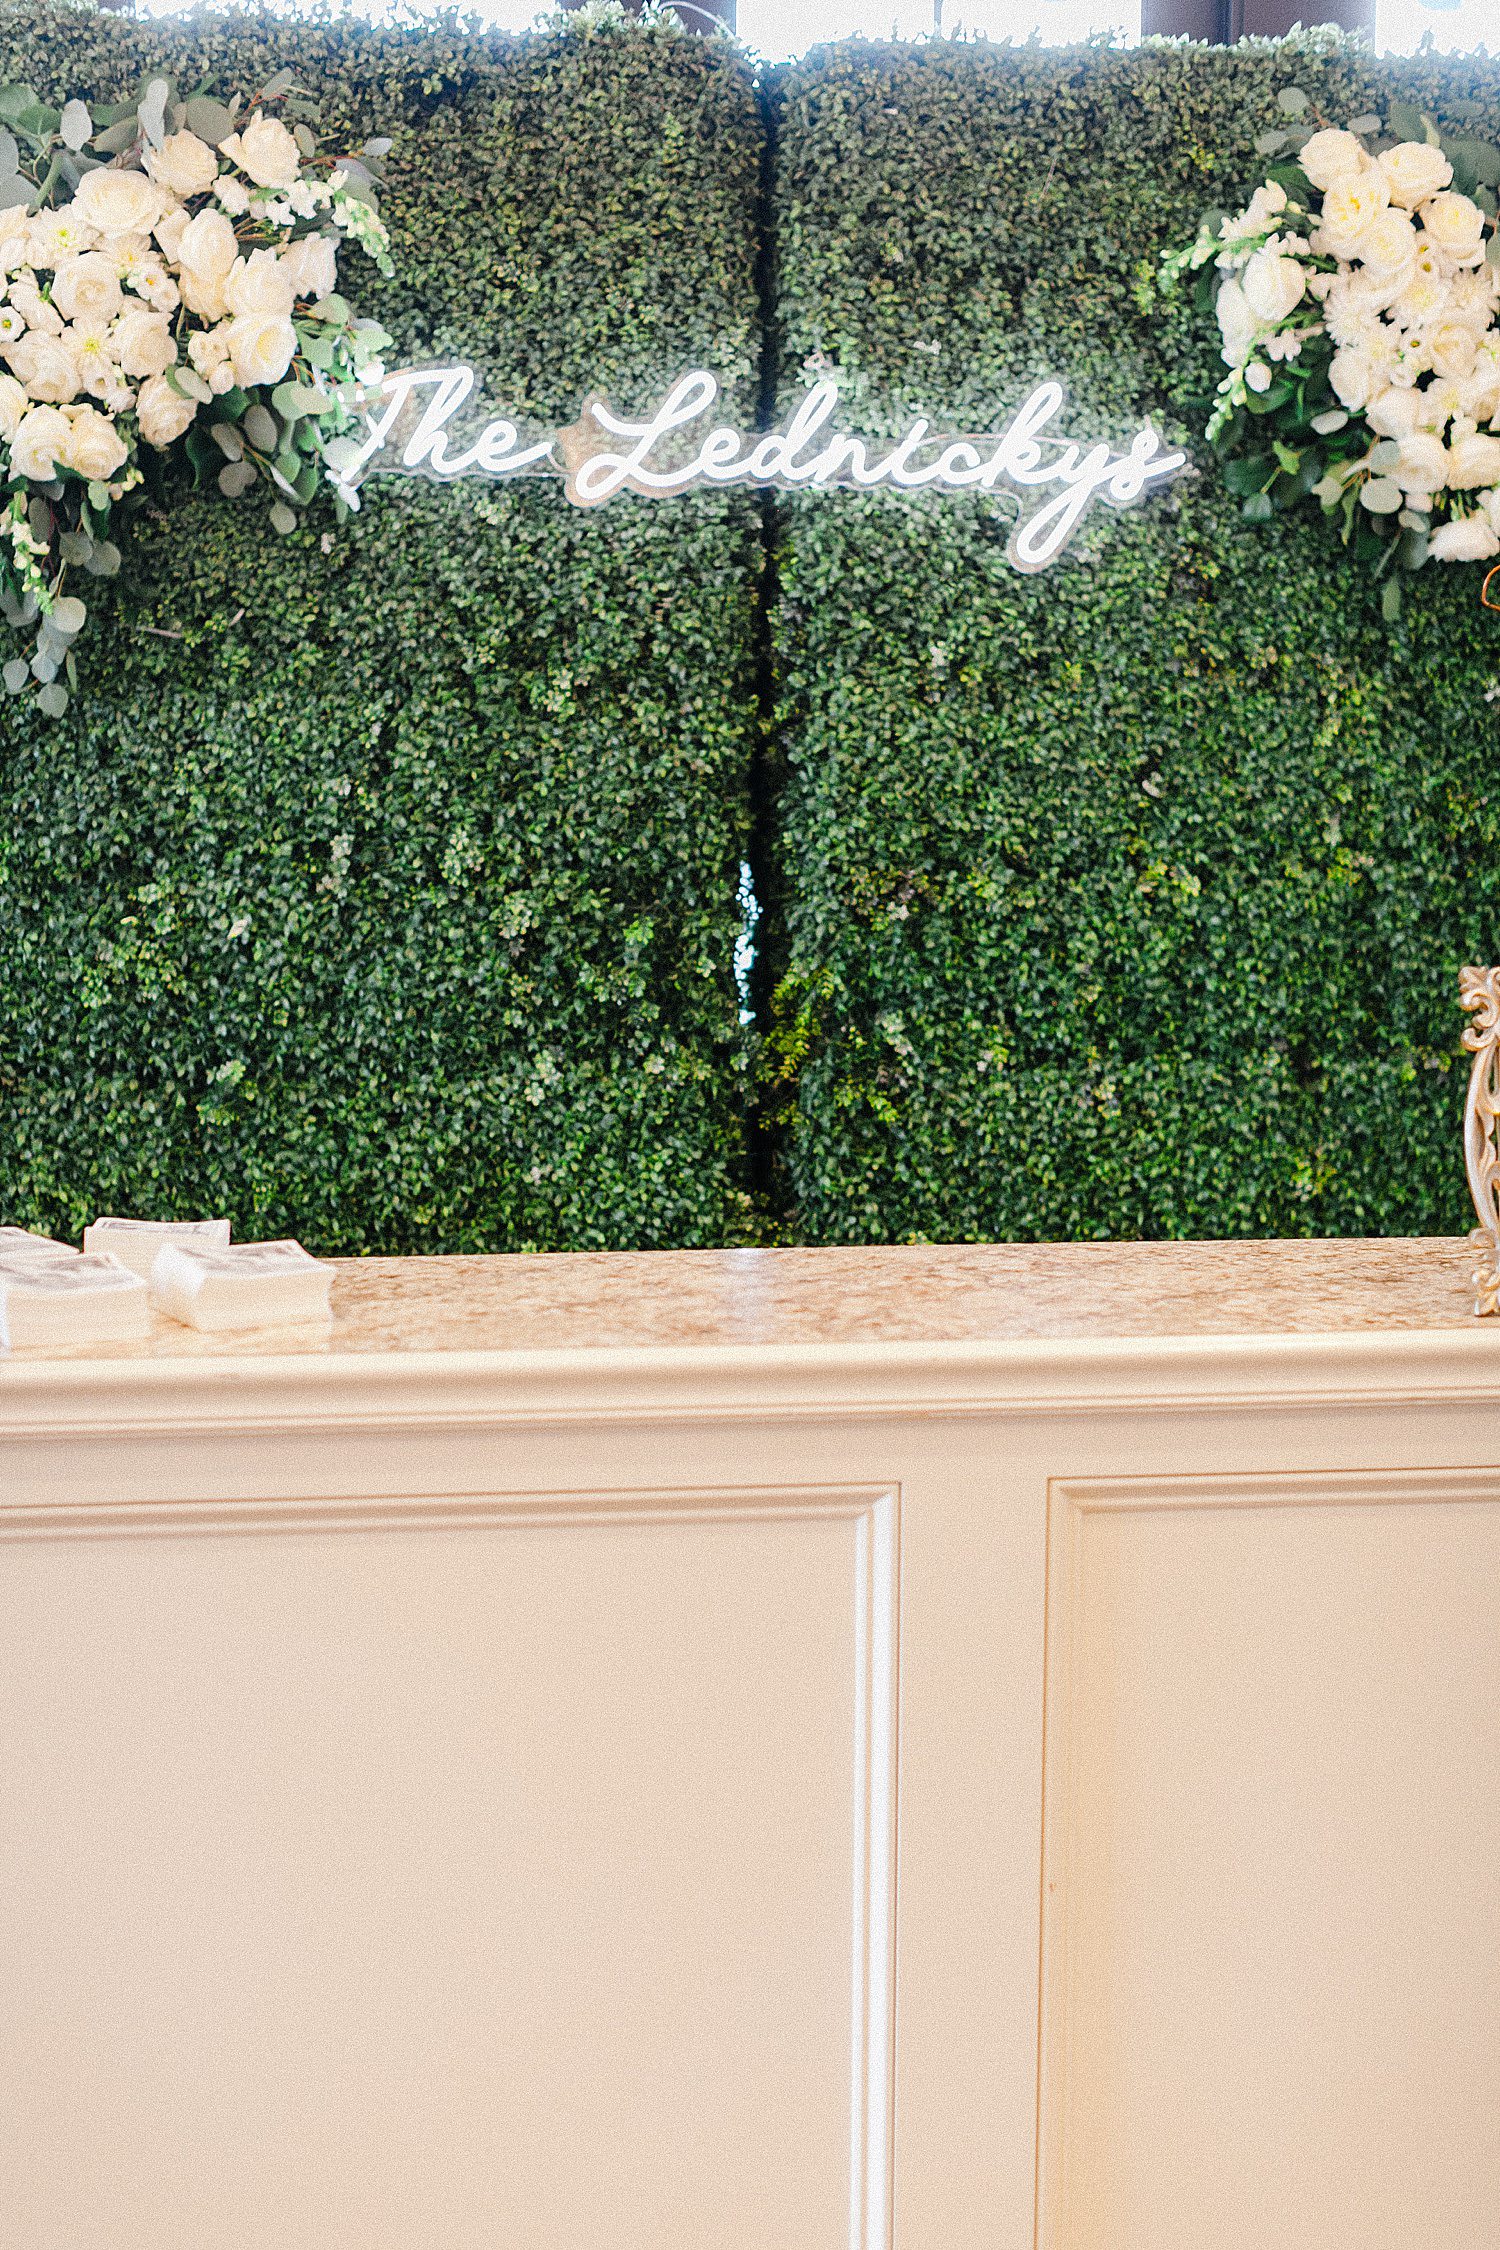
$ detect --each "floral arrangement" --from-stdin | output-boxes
[0,67,394,715]
[1163,92,1500,619]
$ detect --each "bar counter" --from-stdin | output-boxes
[4,1237,1498,2250]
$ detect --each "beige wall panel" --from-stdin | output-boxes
[1,1487,897,2250]
[1039,1470,1500,2250]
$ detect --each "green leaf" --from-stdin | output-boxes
[1242,492,1274,523]
[1386,99,1428,144]
[36,680,67,717]
[59,100,90,150]
[1369,439,1404,471]
[1277,87,1309,116]
[1223,454,1274,495]
[2,655,28,694]
[91,115,139,156]
[270,501,299,534]
[0,84,40,123]
[242,403,279,453]
[1272,440,1301,474]
[1443,136,1500,189]
[1381,577,1403,622]
[184,95,234,146]
[217,459,257,499]
[272,380,328,421]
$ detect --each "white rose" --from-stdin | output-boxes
[71,165,164,238]
[1329,345,1378,411]
[111,305,176,380]
[221,112,300,191]
[50,250,123,324]
[8,401,72,479]
[1422,191,1487,265]
[187,324,232,375]
[7,274,63,337]
[6,329,80,402]
[154,207,190,262]
[279,232,338,303]
[135,370,199,448]
[179,269,230,322]
[1429,322,1479,382]
[1317,169,1391,258]
[225,312,297,388]
[223,247,297,319]
[1378,140,1453,209]
[0,368,25,438]
[1428,513,1500,561]
[1354,208,1418,280]
[145,130,219,201]
[1241,244,1305,326]
[1396,430,1450,493]
[1447,432,1500,489]
[1216,276,1257,365]
[1299,129,1369,193]
[61,402,129,480]
[177,206,239,283]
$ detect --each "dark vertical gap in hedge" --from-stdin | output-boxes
[745,72,789,1232]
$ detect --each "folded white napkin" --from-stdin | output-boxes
[0,1226,79,1262]
[151,1239,334,1332]
[83,1215,232,1278]
[0,1251,149,1348]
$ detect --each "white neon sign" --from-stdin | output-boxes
[340,366,1186,570]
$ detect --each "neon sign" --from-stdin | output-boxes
[338,366,1187,571]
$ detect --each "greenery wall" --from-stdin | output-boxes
[2,7,1499,1250]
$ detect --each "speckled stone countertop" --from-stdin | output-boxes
[6,1236,1481,1364]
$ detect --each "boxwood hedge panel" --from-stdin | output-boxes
[767,31,1500,1243]
[0,2,764,1251]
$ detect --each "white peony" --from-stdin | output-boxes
[1366,387,1422,439]
[1317,170,1391,259]
[0,368,25,438]
[50,250,123,324]
[225,312,297,388]
[1216,276,1257,365]
[220,112,300,191]
[71,166,164,238]
[9,401,72,479]
[111,305,176,379]
[279,232,338,303]
[1446,431,1500,489]
[1354,208,1419,282]
[135,370,199,448]
[1396,430,1450,493]
[145,130,219,201]
[179,270,230,322]
[1378,140,1453,209]
[1330,346,1379,411]
[1299,129,1369,193]
[1422,191,1487,265]
[6,329,80,402]
[61,402,128,479]
[177,206,239,283]
[1428,513,1500,561]
[223,247,297,319]
[1241,244,1305,326]
[1429,322,1479,382]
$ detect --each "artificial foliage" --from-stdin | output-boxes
[767,29,1500,1243]
[0,0,764,1251]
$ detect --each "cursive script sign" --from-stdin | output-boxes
[339,366,1187,570]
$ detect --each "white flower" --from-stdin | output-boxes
[1241,244,1305,326]
[1322,274,1389,350]
[6,329,80,402]
[223,247,297,319]
[288,180,319,219]
[1422,191,1487,266]
[68,318,119,392]
[1393,258,1451,332]
[279,232,338,303]
[1330,346,1379,411]
[220,112,300,191]
[100,229,154,280]
[9,401,72,479]
[1446,432,1500,489]
[1300,129,1370,192]
[1428,513,1500,561]
[61,401,128,480]
[224,312,297,387]
[135,370,199,448]
[111,305,176,379]
[178,207,239,284]
[7,273,62,338]
[187,325,232,375]
[1416,377,1467,431]
[1354,208,1418,281]
[1245,361,1272,393]
[71,167,165,239]
[1429,322,1480,382]
[1396,430,1450,493]
[1216,276,1257,365]
[1367,386,1422,439]
[134,265,180,315]
[1317,170,1391,259]
[145,130,219,201]
[214,176,250,217]
[208,360,236,395]
[259,198,295,230]
[1378,140,1453,209]
[179,270,230,322]
[0,305,24,347]
[50,250,123,324]
[154,207,190,262]
[0,368,25,439]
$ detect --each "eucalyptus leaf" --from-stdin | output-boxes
[209,420,245,462]
[1369,438,1404,471]
[272,380,328,420]
[1276,87,1308,116]
[1347,114,1382,135]
[139,77,171,149]
[217,459,257,499]
[26,498,51,545]
[294,123,316,159]
[91,116,139,156]
[29,651,57,683]
[0,129,15,173]
[270,502,299,534]
[184,94,234,145]
[51,594,86,636]
[0,85,39,123]
[362,135,393,157]
[0,174,28,211]
[1310,409,1348,435]
[243,403,279,452]
[1381,578,1403,623]
[35,681,67,718]
[2,656,27,694]
[86,481,112,514]
[1242,493,1274,523]
[85,541,121,577]
[1254,128,1293,156]
[1386,99,1427,144]
[59,99,91,149]
[261,68,295,100]
[58,530,92,566]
